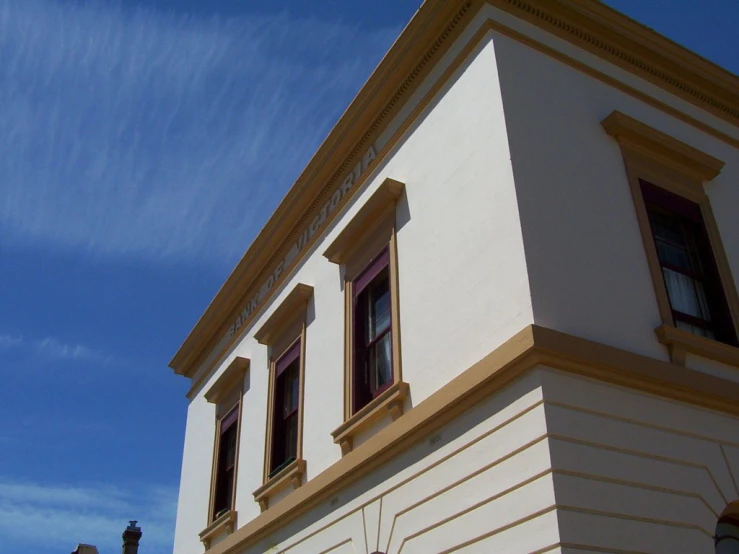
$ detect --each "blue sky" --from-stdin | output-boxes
[0,1,736,553]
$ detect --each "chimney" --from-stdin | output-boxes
[122,521,142,554]
[72,545,99,554]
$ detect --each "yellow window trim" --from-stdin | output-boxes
[254,284,312,511]
[324,178,408,444]
[198,509,237,551]
[202,356,247,538]
[602,110,739,365]
[252,458,306,513]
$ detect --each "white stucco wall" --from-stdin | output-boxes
[172,396,216,554]
[248,372,557,554]
[490,10,739,367]
[540,368,739,553]
[173,15,534,551]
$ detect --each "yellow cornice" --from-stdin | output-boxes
[490,0,739,124]
[169,0,477,378]
[170,0,739,380]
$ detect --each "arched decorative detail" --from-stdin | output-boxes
[716,503,739,553]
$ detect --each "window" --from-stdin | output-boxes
[324,178,409,455]
[212,406,239,519]
[252,283,311,512]
[716,515,739,553]
[270,340,300,476]
[199,356,248,549]
[641,180,736,345]
[602,110,739,366]
[353,248,393,413]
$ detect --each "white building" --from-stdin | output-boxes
[169,1,739,553]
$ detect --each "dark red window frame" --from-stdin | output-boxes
[641,180,736,346]
[212,406,239,519]
[269,340,301,477]
[352,248,393,414]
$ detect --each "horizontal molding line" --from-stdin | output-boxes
[548,434,731,508]
[557,543,652,554]
[720,443,739,498]
[382,401,547,550]
[272,496,363,553]
[545,400,738,506]
[554,468,719,519]
[545,398,739,449]
[210,324,739,554]
[318,537,353,554]
[529,544,565,554]
[438,505,558,554]
[395,466,716,552]
[277,399,546,554]
[387,433,549,539]
[557,505,714,539]
[291,430,722,554]
[396,470,554,553]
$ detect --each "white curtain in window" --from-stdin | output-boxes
[676,320,715,340]
[663,268,711,321]
[381,333,392,383]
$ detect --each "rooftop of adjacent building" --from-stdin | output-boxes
[71,521,142,554]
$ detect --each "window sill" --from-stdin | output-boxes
[331,381,409,456]
[655,324,739,368]
[198,509,237,550]
[252,458,306,512]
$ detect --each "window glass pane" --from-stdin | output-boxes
[222,426,237,470]
[644,182,737,347]
[368,273,390,341]
[213,424,237,517]
[663,268,711,321]
[285,414,298,460]
[369,332,392,393]
[650,212,686,248]
[284,364,299,415]
[655,239,692,271]
[676,320,715,340]
[221,407,239,432]
[354,249,390,295]
[276,340,301,377]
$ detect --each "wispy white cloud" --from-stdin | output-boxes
[0,333,111,364]
[34,337,112,364]
[0,335,23,349]
[0,0,397,265]
[0,478,177,552]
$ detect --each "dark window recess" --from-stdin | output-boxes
[715,515,739,552]
[212,406,239,519]
[353,249,393,414]
[641,180,736,346]
[270,341,300,477]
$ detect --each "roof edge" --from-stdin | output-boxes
[170,0,739,379]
